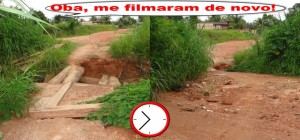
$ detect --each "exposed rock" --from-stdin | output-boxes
[99,75,109,85]
[108,76,121,86]
[181,107,196,112]
[205,97,219,103]
[98,75,121,86]
[80,76,100,84]
[272,95,279,99]
[223,80,232,85]
[221,98,233,105]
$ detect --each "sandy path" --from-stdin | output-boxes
[155,40,300,140]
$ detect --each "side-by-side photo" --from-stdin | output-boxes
[0,0,299,140]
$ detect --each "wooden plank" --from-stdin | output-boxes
[29,104,102,119]
[62,66,84,84]
[48,66,72,84]
[47,82,72,107]
[30,84,62,110]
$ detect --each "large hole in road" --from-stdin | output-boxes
[80,58,149,84]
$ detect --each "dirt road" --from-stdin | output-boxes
[0,29,144,140]
[156,40,300,140]
[1,38,299,140]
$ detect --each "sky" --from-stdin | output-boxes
[2,0,298,22]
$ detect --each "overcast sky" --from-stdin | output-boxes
[2,0,298,22]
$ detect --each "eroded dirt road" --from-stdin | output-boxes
[0,29,145,140]
[156,40,300,140]
[1,38,299,140]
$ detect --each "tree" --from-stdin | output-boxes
[254,14,279,29]
[99,16,111,24]
[67,18,80,35]
[222,15,246,29]
[117,16,136,28]
[32,10,49,23]
[189,16,199,29]
[166,16,184,22]
[90,16,97,21]
[138,16,144,22]
[246,22,256,30]
[208,15,221,22]
[53,14,63,24]
[287,3,300,17]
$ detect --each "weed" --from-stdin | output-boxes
[0,71,38,122]
[151,17,212,91]
[86,79,150,128]
[109,17,150,62]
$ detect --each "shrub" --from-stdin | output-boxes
[0,72,37,122]
[46,23,117,37]
[151,17,212,91]
[0,11,56,65]
[229,12,300,76]
[109,17,150,62]
[29,42,77,82]
[117,16,137,28]
[86,79,150,128]
[200,30,253,44]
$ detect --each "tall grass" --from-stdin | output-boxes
[151,17,212,91]
[229,12,300,76]
[109,17,150,62]
[46,23,118,37]
[0,11,56,66]
[200,30,254,44]
[29,42,77,82]
[0,11,76,122]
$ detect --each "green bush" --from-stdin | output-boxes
[0,72,37,122]
[229,13,300,76]
[200,30,253,44]
[151,17,212,91]
[109,17,150,62]
[0,11,56,65]
[46,23,117,37]
[29,42,77,82]
[86,79,150,128]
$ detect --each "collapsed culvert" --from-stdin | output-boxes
[79,58,150,84]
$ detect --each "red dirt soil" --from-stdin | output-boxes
[154,40,300,140]
[1,35,299,140]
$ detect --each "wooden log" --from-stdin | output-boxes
[48,66,72,84]
[29,103,102,119]
[62,65,85,84]
[47,82,72,107]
